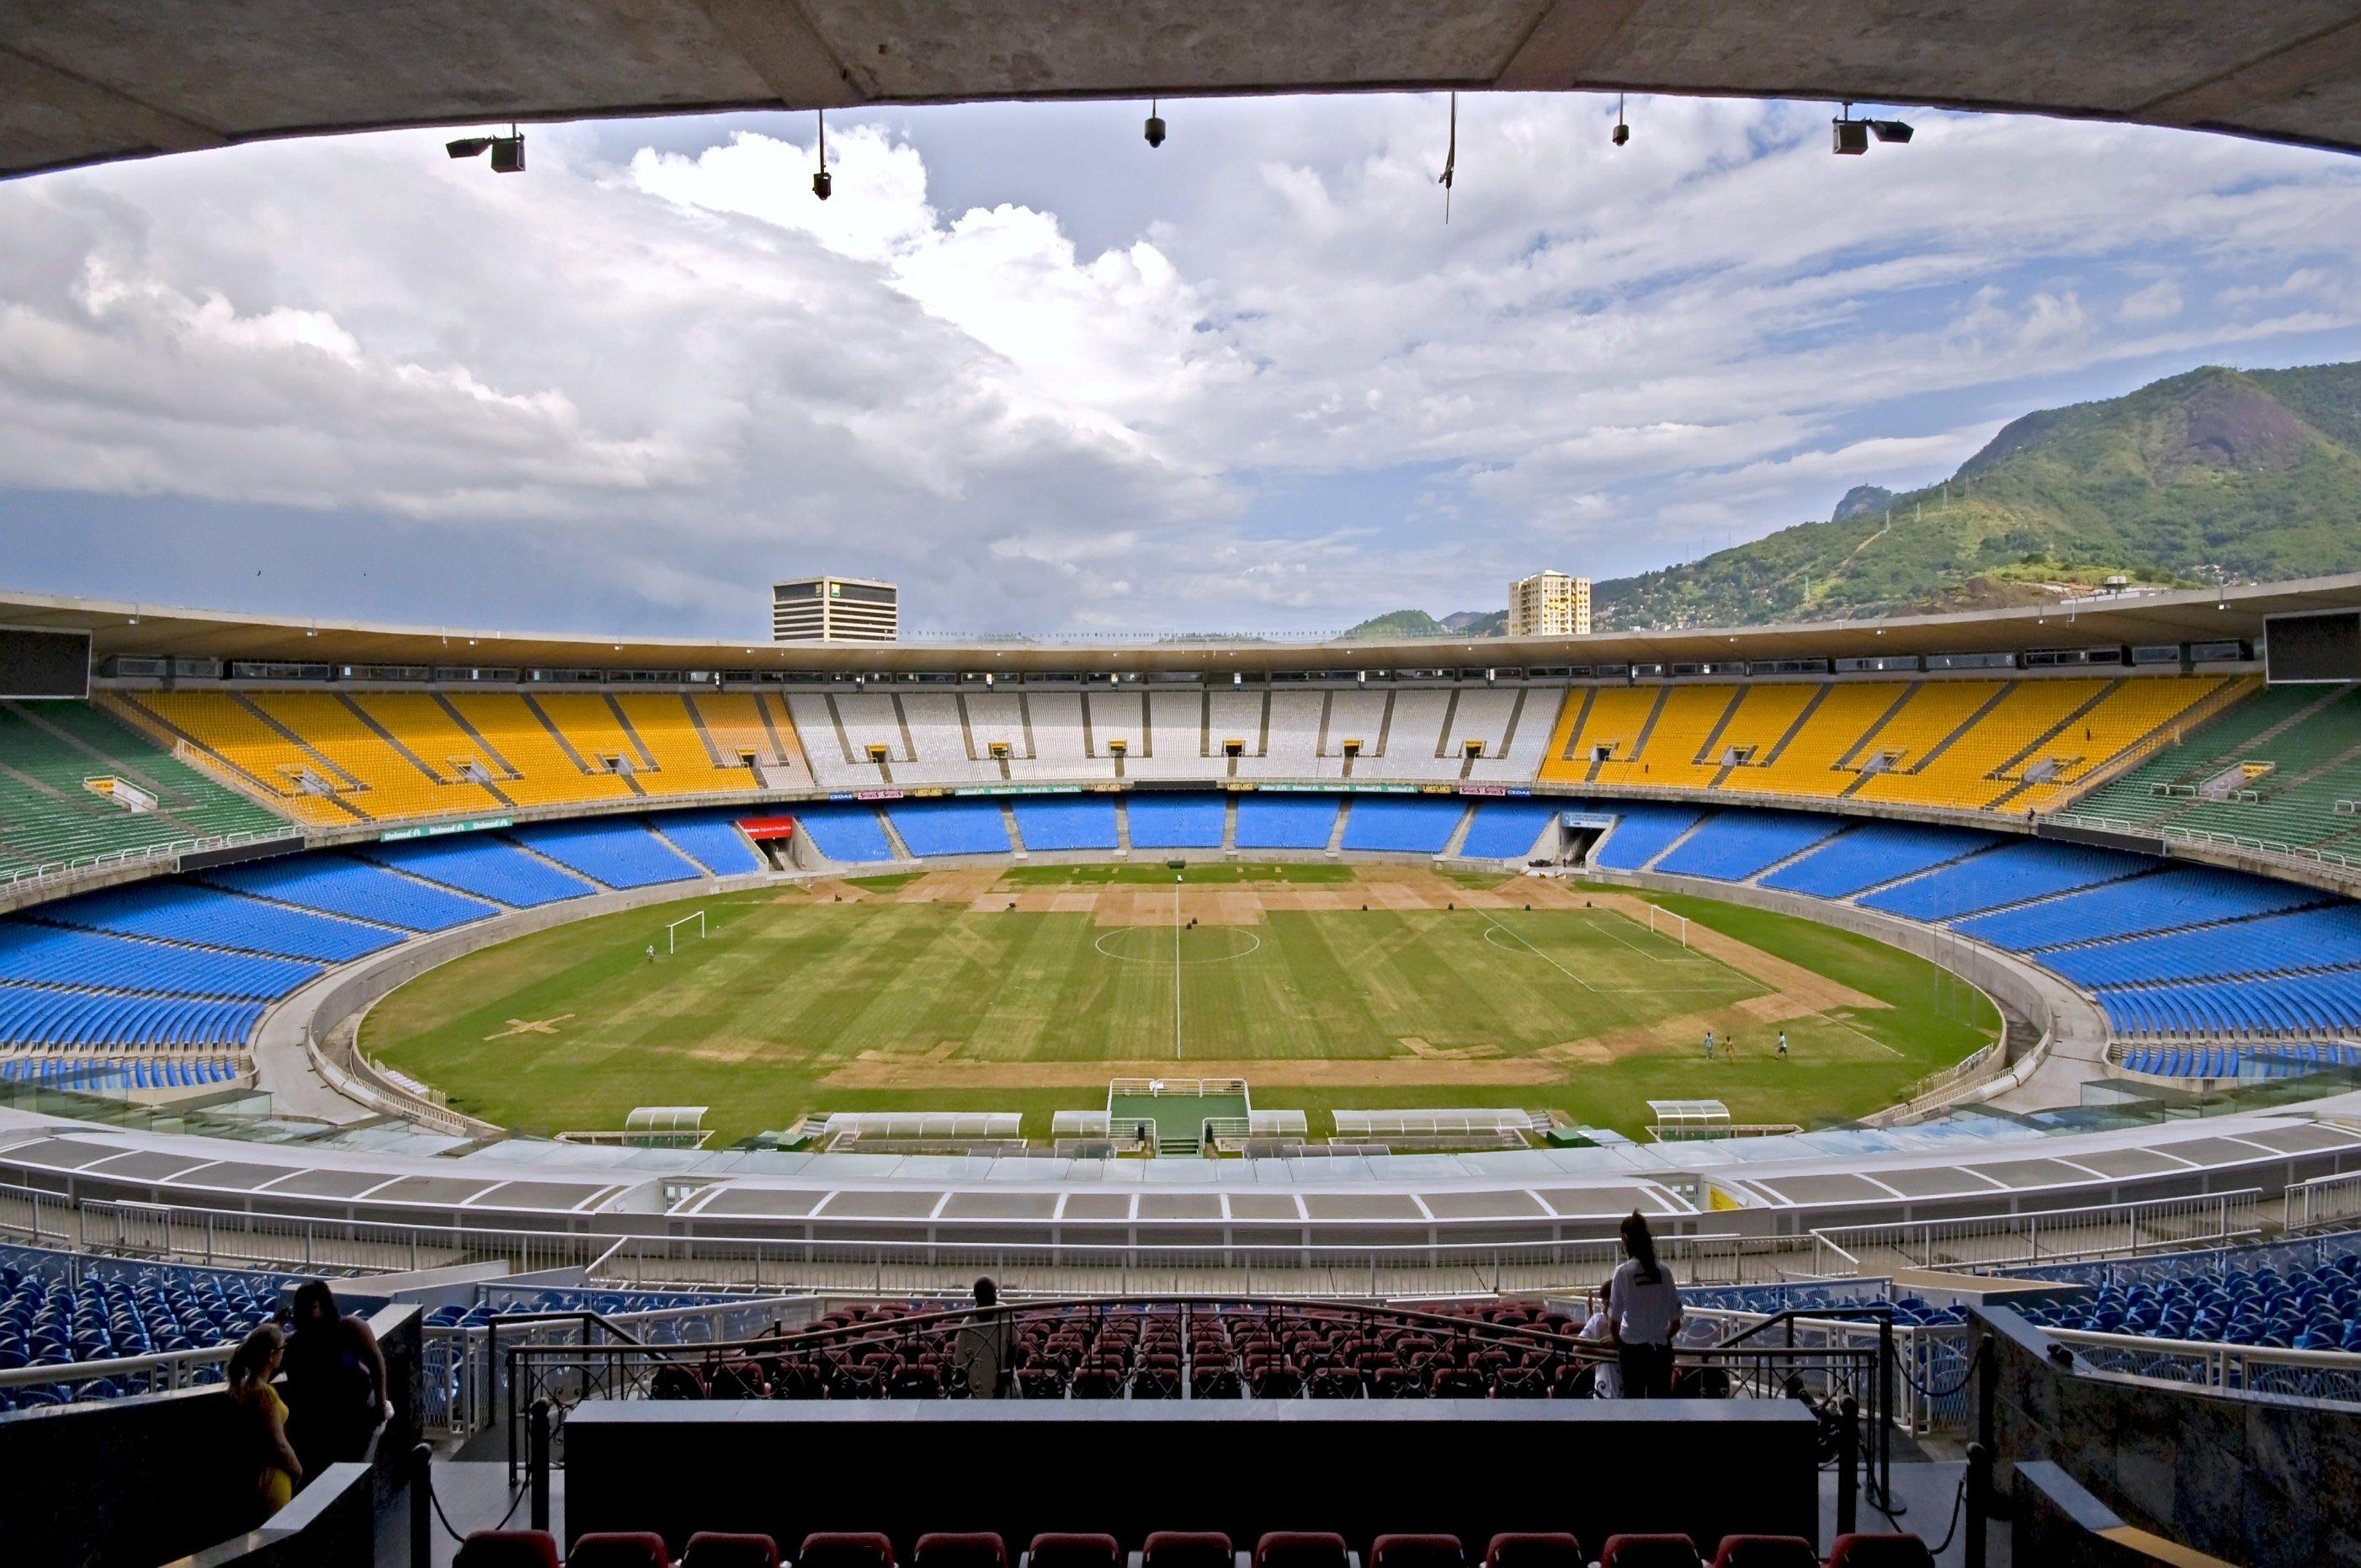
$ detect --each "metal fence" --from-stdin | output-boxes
[2285,1169,2361,1232]
[0,827,301,898]
[1810,1189,2262,1278]
[2047,1326,2361,1406]
[0,1341,237,1405]
[422,1294,817,1438]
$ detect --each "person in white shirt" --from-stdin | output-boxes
[1603,1210,1683,1399]
[1577,1292,1620,1398]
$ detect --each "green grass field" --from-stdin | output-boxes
[363,872,1998,1147]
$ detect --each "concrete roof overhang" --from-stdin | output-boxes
[5,1,2361,182]
[6,573,2356,678]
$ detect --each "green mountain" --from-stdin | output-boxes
[1342,609,1449,640]
[1593,361,2361,630]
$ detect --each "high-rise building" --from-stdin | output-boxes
[771,577,899,643]
[1508,571,1591,637]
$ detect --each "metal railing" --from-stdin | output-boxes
[0,827,300,896]
[497,1294,1888,1486]
[422,1294,817,1438]
[0,1341,237,1403]
[2050,811,2361,880]
[2284,1168,2361,1232]
[2048,1325,2361,1406]
[1809,1189,2262,1278]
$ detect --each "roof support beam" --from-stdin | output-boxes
[1494,0,1651,92]
[2133,15,2361,134]
[690,0,872,109]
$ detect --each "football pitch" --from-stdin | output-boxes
[361,868,1999,1146]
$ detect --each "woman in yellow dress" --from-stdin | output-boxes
[226,1324,302,1518]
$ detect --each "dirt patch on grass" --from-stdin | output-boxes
[899,869,1002,902]
[822,1056,1566,1089]
[1578,892,1885,1013]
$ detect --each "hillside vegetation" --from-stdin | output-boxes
[1593,361,2361,630]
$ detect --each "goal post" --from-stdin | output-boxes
[1646,905,1688,949]
[664,910,707,954]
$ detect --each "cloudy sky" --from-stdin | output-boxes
[3,93,2359,640]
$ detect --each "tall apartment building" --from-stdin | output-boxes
[1508,571,1592,637]
[771,577,900,643]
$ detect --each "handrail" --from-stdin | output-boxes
[0,1340,235,1391]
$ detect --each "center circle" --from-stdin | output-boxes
[1092,924,1264,965]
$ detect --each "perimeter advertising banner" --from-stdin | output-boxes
[378,816,511,842]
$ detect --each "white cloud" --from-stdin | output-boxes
[1,97,2359,633]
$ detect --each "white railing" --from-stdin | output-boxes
[0,826,302,896]
[2050,811,2361,880]
[2048,1326,2361,1407]
[1677,1305,1976,1433]
[1809,1189,2262,1278]
[2285,1169,2361,1233]
[0,1342,237,1401]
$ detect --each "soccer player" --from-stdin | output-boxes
[1702,1029,1715,1060]
[1778,1030,1789,1059]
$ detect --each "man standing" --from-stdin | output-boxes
[1702,1029,1715,1060]
[1778,1030,1789,1060]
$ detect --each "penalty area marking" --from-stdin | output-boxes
[1093,927,1263,965]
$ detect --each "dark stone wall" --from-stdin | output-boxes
[1977,1305,2361,1568]
[0,1301,419,1568]
[166,1461,380,1568]
[566,1398,1821,1561]
[2011,1462,2237,1568]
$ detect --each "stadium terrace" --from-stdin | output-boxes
[2,574,2361,1565]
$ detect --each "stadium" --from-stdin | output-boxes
[5,7,2361,1568]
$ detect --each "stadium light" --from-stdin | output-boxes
[1612,93,1628,147]
[1145,98,1166,148]
[812,110,832,200]
[447,126,524,172]
[1832,104,1912,155]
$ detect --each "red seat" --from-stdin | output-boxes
[801,1533,897,1568]
[570,1533,672,1568]
[1825,1537,1933,1568]
[1255,1533,1351,1568]
[1143,1531,1235,1568]
[1598,1539,1702,1568]
[1024,1533,1121,1568]
[915,1535,1008,1568]
[1709,1539,1816,1568]
[457,1533,563,1568]
[683,1535,782,1568]
[1483,1534,1582,1568]
[1369,1535,1462,1568]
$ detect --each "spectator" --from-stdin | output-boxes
[949,1276,1013,1398]
[1604,1210,1683,1400]
[281,1282,391,1480]
[226,1324,300,1520]
[1577,1292,1620,1399]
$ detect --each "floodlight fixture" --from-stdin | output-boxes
[1832,116,1869,156]
[1870,119,1914,144]
[1612,93,1629,147]
[448,125,524,172]
[1145,98,1166,148]
[812,109,832,199]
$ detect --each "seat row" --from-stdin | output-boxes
[457,1528,1933,1568]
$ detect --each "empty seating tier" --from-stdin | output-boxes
[32,881,400,961]
[0,986,263,1048]
[1126,795,1226,849]
[0,924,320,999]
[1234,795,1341,850]
[0,701,290,874]
[651,811,767,876]
[506,821,705,889]
[1856,840,2152,922]
[357,836,597,906]
[1339,796,1465,854]
[1951,866,2323,952]
[1757,823,1997,897]
[197,854,497,932]
[885,800,1015,858]
[1010,797,1119,853]
[1456,800,1561,860]
[1587,805,1703,871]
[788,805,896,864]
[1652,811,1843,882]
